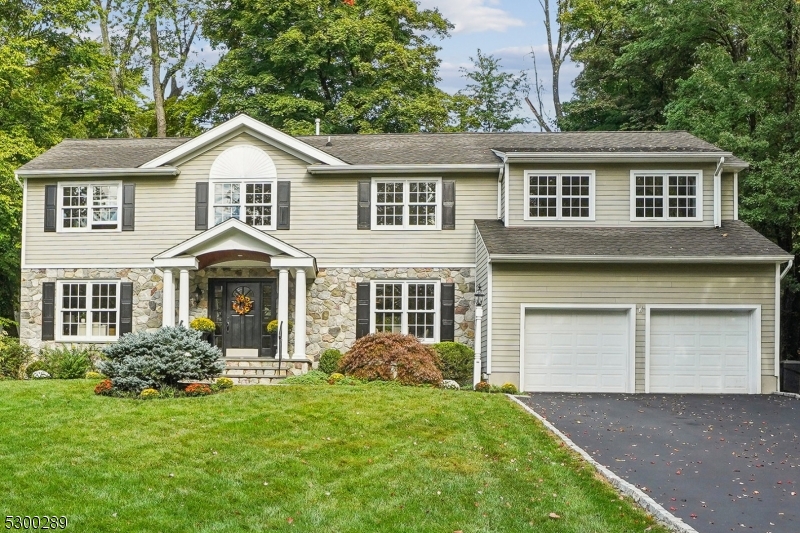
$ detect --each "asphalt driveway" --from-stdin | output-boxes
[521,394,800,533]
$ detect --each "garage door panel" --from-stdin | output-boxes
[524,309,630,393]
[649,310,752,394]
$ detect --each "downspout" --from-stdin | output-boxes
[776,258,794,382]
[714,157,724,228]
[781,258,794,280]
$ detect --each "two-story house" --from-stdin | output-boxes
[15,114,792,393]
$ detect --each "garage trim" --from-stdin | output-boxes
[519,304,636,393]
[644,304,761,394]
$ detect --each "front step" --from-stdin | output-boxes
[223,357,312,385]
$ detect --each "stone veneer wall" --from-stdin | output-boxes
[20,266,475,360]
[20,268,163,350]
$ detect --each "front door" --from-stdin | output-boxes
[209,279,277,357]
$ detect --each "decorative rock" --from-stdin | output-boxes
[32,370,51,379]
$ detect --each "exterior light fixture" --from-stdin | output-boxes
[475,284,485,308]
[192,285,203,306]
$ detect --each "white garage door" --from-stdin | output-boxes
[649,310,752,394]
[523,309,631,392]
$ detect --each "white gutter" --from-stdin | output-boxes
[15,167,180,178]
[307,164,501,174]
[489,254,792,264]
[780,258,794,280]
[714,156,724,228]
[499,151,748,171]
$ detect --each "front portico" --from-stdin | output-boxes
[153,218,316,360]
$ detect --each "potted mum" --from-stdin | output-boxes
[190,317,217,343]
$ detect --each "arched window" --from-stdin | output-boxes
[209,145,278,228]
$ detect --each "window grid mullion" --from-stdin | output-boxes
[556,175,563,219]
[403,181,410,229]
[662,176,669,220]
[401,283,408,335]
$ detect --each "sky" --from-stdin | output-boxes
[187,0,580,131]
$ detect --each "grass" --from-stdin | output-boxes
[0,381,669,532]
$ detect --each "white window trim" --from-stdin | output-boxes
[369,280,441,343]
[629,170,704,222]
[208,178,277,230]
[56,181,123,233]
[371,178,442,231]
[55,280,121,342]
[522,170,596,221]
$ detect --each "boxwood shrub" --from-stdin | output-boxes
[318,348,343,374]
[432,342,474,385]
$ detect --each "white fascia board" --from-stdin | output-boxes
[154,218,311,260]
[307,164,501,174]
[15,167,180,178]
[501,151,748,170]
[488,254,792,264]
[140,114,347,168]
[153,256,199,269]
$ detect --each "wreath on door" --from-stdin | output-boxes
[231,287,254,315]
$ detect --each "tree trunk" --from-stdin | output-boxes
[149,1,167,138]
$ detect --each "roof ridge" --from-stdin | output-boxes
[296,130,692,138]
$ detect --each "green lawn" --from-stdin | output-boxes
[0,381,668,532]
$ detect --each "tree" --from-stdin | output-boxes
[198,0,457,134]
[456,50,529,132]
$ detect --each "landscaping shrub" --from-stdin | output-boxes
[338,333,443,386]
[85,371,103,380]
[185,383,212,396]
[499,383,518,394]
[282,370,329,385]
[215,377,234,389]
[99,326,224,392]
[38,345,96,379]
[94,379,113,395]
[189,317,216,333]
[333,375,365,386]
[433,342,474,385]
[0,335,34,380]
[327,372,345,385]
[140,388,160,399]
[24,360,48,378]
[441,379,461,390]
[319,348,343,374]
[474,381,491,393]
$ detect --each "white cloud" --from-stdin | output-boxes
[418,0,524,34]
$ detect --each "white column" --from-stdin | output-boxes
[162,269,174,327]
[278,268,289,358]
[293,268,307,360]
[473,306,484,386]
[178,268,190,327]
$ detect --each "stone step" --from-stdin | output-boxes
[229,376,287,385]
[224,358,311,371]
[223,368,293,378]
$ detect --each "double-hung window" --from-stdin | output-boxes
[371,281,439,342]
[524,171,594,220]
[59,183,121,231]
[631,171,702,221]
[58,281,120,341]
[372,179,441,229]
[211,180,275,229]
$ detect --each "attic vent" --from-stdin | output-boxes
[210,145,277,179]
[325,136,332,147]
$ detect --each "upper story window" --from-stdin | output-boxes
[212,181,274,228]
[372,179,441,230]
[631,171,702,221]
[371,280,439,342]
[59,183,120,231]
[209,144,278,229]
[524,171,595,221]
[57,281,119,341]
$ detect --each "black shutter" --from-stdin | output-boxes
[44,185,57,232]
[356,282,371,338]
[119,282,133,336]
[440,283,455,342]
[442,180,456,230]
[42,282,55,340]
[121,183,135,231]
[357,181,371,229]
[277,181,291,229]
[195,182,209,230]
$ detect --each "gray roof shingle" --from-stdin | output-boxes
[475,219,790,260]
[19,130,746,171]
[18,138,190,171]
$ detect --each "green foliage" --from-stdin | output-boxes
[198,0,460,134]
[25,360,48,378]
[456,49,530,132]
[282,370,329,385]
[332,375,365,386]
[327,372,345,385]
[99,326,224,392]
[319,349,343,375]
[140,388,160,399]
[215,377,234,389]
[85,371,103,380]
[499,383,518,394]
[189,317,216,333]
[432,342,474,385]
[37,345,97,379]
[339,333,443,386]
[0,335,34,379]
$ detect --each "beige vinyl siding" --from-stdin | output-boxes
[24,133,497,266]
[475,230,489,368]
[508,162,717,227]
[721,172,735,220]
[490,263,776,392]
[499,174,506,223]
